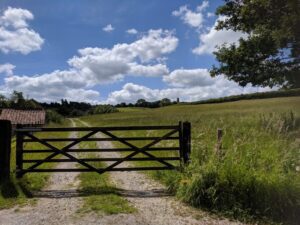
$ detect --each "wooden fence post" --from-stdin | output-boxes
[16,124,24,178]
[216,128,223,158]
[182,121,191,164]
[0,120,12,182]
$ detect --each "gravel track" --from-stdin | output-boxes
[76,119,245,225]
[0,119,247,225]
[0,119,82,225]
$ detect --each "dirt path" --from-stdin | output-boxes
[0,119,246,225]
[76,119,245,225]
[0,119,83,225]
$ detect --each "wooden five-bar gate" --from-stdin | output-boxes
[12,121,191,178]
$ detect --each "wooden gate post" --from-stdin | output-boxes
[0,120,12,182]
[16,124,24,178]
[182,121,191,164]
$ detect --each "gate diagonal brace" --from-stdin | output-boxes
[23,130,102,174]
[97,129,178,174]
[21,127,179,175]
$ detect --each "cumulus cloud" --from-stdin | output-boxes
[3,70,99,102]
[193,16,247,55]
[129,63,169,77]
[0,63,15,76]
[106,67,273,104]
[163,68,213,87]
[106,79,272,104]
[172,1,209,28]
[68,29,178,83]
[0,7,44,54]
[126,28,138,34]
[1,29,178,102]
[102,24,114,32]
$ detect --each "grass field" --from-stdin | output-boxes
[0,120,71,209]
[78,96,300,224]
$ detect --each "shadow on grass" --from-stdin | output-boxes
[0,179,19,198]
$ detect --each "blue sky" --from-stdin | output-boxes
[0,0,270,104]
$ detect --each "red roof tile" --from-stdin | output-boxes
[0,109,45,125]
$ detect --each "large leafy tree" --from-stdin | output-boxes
[211,0,300,88]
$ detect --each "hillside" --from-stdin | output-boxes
[80,96,300,224]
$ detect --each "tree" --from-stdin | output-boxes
[159,98,171,107]
[135,99,147,107]
[211,0,300,88]
[10,91,26,109]
[0,94,9,108]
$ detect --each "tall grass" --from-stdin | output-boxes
[80,97,300,224]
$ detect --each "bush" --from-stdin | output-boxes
[45,110,63,124]
[91,105,118,114]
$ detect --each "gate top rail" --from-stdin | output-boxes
[15,125,179,132]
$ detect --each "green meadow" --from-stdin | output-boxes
[78,96,300,224]
[1,96,299,224]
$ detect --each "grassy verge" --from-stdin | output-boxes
[0,119,71,209]
[74,120,136,215]
[78,97,300,224]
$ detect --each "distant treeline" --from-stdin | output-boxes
[116,98,177,108]
[191,88,300,105]
[1,89,299,122]
[0,91,42,110]
[0,91,119,123]
[41,100,118,117]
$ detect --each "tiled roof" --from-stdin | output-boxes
[0,109,45,125]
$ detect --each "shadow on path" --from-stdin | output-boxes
[31,188,171,199]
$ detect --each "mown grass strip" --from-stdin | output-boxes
[74,120,136,215]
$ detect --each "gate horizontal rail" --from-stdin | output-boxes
[22,147,180,153]
[23,157,181,163]
[22,137,179,142]
[15,121,191,178]
[15,125,178,132]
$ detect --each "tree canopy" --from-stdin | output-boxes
[211,0,300,88]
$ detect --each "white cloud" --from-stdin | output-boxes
[102,24,114,32]
[172,1,209,28]
[4,70,100,102]
[163,68,214,87]
[0,7,44,54]
[128,29,178,62]
[68,29,177,83]
[106,80,272,104]
[207,12,214,18]
[193,16,247,55]
[0,63,15,76]
[126,28,138,34]
[197,1,209,12]
[129,63,169,77]
[1,29,178,102]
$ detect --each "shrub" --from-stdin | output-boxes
[45,110,63,124]
[91,105,119,114]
